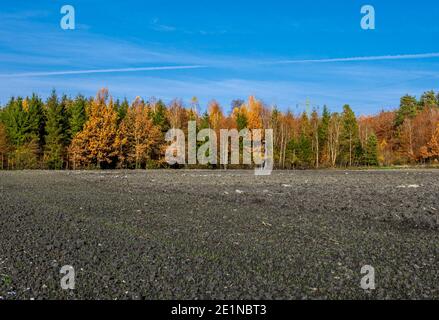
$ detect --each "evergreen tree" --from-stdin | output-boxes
[236,109,248,131]
[26,93,46,154]
[297,133,313,167]
[419,90,438,109]
[1,97,27,146]
[340,104,360,166]
[150,99,170,132]
[44,91,69,169]
[301,112,313,166]
[318,105,330,165]
[395,95,418,127]
[1,96,43,168]
[199,112,210,130]
[363,133,379,166]
[319,105,330,147]
[287,112,313,167]
[115,98,129,124]
[69,94,87,138]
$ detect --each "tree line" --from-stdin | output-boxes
[0,88,438,170]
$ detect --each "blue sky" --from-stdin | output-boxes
[1,0,439,114]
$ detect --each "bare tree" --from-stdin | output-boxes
[328,113,342,167]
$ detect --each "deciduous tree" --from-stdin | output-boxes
[420,123,439,161]
[115,98,162,168]
[247,96,263,129]
[69,89,119,169]
[328,112,342,167]
[0,122,9,169]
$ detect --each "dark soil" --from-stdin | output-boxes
[0,170,438,299]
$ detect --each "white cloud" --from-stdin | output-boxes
[0,65,206,78]
[275,53,439,64]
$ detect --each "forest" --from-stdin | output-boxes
[0,88,438,170]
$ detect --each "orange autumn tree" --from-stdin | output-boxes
[420,123,439,162]
[232,103,249,131]
[167,99,187,130]
[208,100,224,131]
[206,100,224,166]
[247,96,263,130]
[69,89,119,169]
[115,97,162,169]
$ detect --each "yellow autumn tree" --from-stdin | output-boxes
[247,96,263,129]
[69,89,119,169]
[231,103,249,131]
[208,100,224,131]
[167,99,187,129]
[115,97,162,169]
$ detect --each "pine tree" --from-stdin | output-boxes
[232,104,248,131]
[363,133,379,166]
[149,99,170,165]
[44,91,69,169]
[319,106,330,146]
[318,105,330,166]
[340,104,360,166]
[69,94,87,138]
[395,95,418,127]
[115,98,129,124]
[26,94,46,155]
[1,97,26,146]
[1,96,43,168]
[297,112,313,167]
[419,90,437,109]
[150,99,170,132]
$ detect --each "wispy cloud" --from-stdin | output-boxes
[150,18,177,32]
[275,53,439,64]
[0,65,206,78]
[1,8,438,114]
